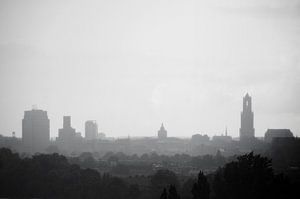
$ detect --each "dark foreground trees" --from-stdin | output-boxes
[0,148,128,199]
[160,185,181,199]
[1,148,298,199]
[159,170,209,199]
[192,171,210,199]
[151,169,179,198]
[160,152,296,199]
[212,152,292,199]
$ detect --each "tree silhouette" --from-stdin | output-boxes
[0,148,133,199]
[128,184,141,199]
[191,171,210,199]
[168,185,180,199]
[160,188,168,199]
[212,152,292,199]
[151,169,179,198]
[181,178,195,199]
[160,185,181,199]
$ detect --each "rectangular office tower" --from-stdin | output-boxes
[58,116,76,141]
[22,109,50,153]
[85,120,98,140]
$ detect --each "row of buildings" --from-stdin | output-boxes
[18,94,295,154]
[239,93,293,142]
[22,112,100,153]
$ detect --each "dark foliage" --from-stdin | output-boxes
[0,148,128,199]
[1,148,298,199]
[151,169,180,198]
[160,188,168,199]
[128,184,141,199]
[212,152,292,199]
[181,178,195,199]
[191,171,210,199]
[160,185,181,199]
[168,185,181,199]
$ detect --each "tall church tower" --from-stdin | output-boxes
[240,93,255,140]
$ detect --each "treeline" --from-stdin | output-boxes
[67,150,229,175]
[65,137,300,176]
[151,152,299,199]
[0,148,133,199]
[0,148,299,199]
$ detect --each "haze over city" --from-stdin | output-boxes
[1,1,300,199]
[1,0,300,138]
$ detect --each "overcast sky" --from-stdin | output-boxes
[0,0,300,138]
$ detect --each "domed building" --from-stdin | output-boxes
[157,123,167,139]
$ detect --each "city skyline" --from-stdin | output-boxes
[0,1,299,199]
[6,92,295,156]
[0,0,300,138]
[10,93,299,139]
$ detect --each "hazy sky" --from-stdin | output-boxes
[0,0,300,138]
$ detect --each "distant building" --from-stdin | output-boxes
[240,93,255,141]
[22,108,50,153]
[57,116,76,142]
[191,134,210,145]
[56,116,84,154]
[212,135,232,143]
[158,123,167,139]
[265,129,294,143]
[0,134,22,152]
[75,132,82,138]
[212,128,232,144]
[85,120,98,140]
[98,132,106,139]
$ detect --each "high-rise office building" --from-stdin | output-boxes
[58,116,76,141]
[56,116,82,152]
[240,93,255,140]
[22,108,50,153]
[85,120,98,140]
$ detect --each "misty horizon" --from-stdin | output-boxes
[1,0,300,138]
[1,1,300,199]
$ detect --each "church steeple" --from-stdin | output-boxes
[243,93,252,112]
[240,93,255,140]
